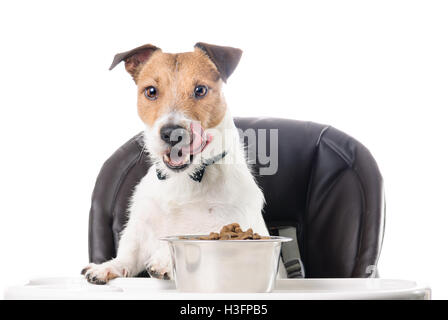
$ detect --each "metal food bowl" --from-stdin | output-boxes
[161,235,291,293]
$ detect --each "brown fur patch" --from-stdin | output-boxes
[135,48,226,129]
[106,271,119,281]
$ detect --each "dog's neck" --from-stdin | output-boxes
[156,150,228,182]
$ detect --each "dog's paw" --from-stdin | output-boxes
[81,262,125,285]
[147,250,173,280]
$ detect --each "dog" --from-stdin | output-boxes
[81,43,274,284]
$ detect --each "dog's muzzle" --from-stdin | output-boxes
[159,122,212,171]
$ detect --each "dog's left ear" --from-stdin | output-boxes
[194,42,242,83]
[109,44,160,82]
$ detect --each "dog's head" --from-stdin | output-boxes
[110,43,242,172]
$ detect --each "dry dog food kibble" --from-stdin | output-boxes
[188,223,271,240]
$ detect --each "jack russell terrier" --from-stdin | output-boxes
[82,43,279,284]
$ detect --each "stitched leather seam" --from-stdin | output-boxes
[305,127,369,277]
[323,136,378,276]
[321,137,368,276]
[315,126,330,146]
[321,138,353,167]
[308,168,348,226]
[319,134,372,276]
[350,166,368,277]
[303,125,330,274]
[322,135,370,276]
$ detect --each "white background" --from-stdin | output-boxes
[0,0,447,299]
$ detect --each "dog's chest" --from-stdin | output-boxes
[131,168,252,235]
[135,196,247,237]
[161,201,246,234]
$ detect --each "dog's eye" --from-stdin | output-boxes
[194,85,208,98]
[144,86,158,100]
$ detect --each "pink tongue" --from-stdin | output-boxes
[181,122,211,156]
[168,123,212,166]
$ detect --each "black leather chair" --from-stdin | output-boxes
[88,117,385,278]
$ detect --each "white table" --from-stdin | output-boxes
[4,277,430,300]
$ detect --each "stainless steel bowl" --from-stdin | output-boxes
[161,235,291,293]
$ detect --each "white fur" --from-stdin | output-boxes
[84,108,281,281]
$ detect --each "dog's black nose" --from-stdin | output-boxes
[160,124,189,146]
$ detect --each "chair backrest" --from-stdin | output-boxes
[88,117,385,278]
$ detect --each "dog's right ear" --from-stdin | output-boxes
[109,44,159,82]
[194,42,242,83]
